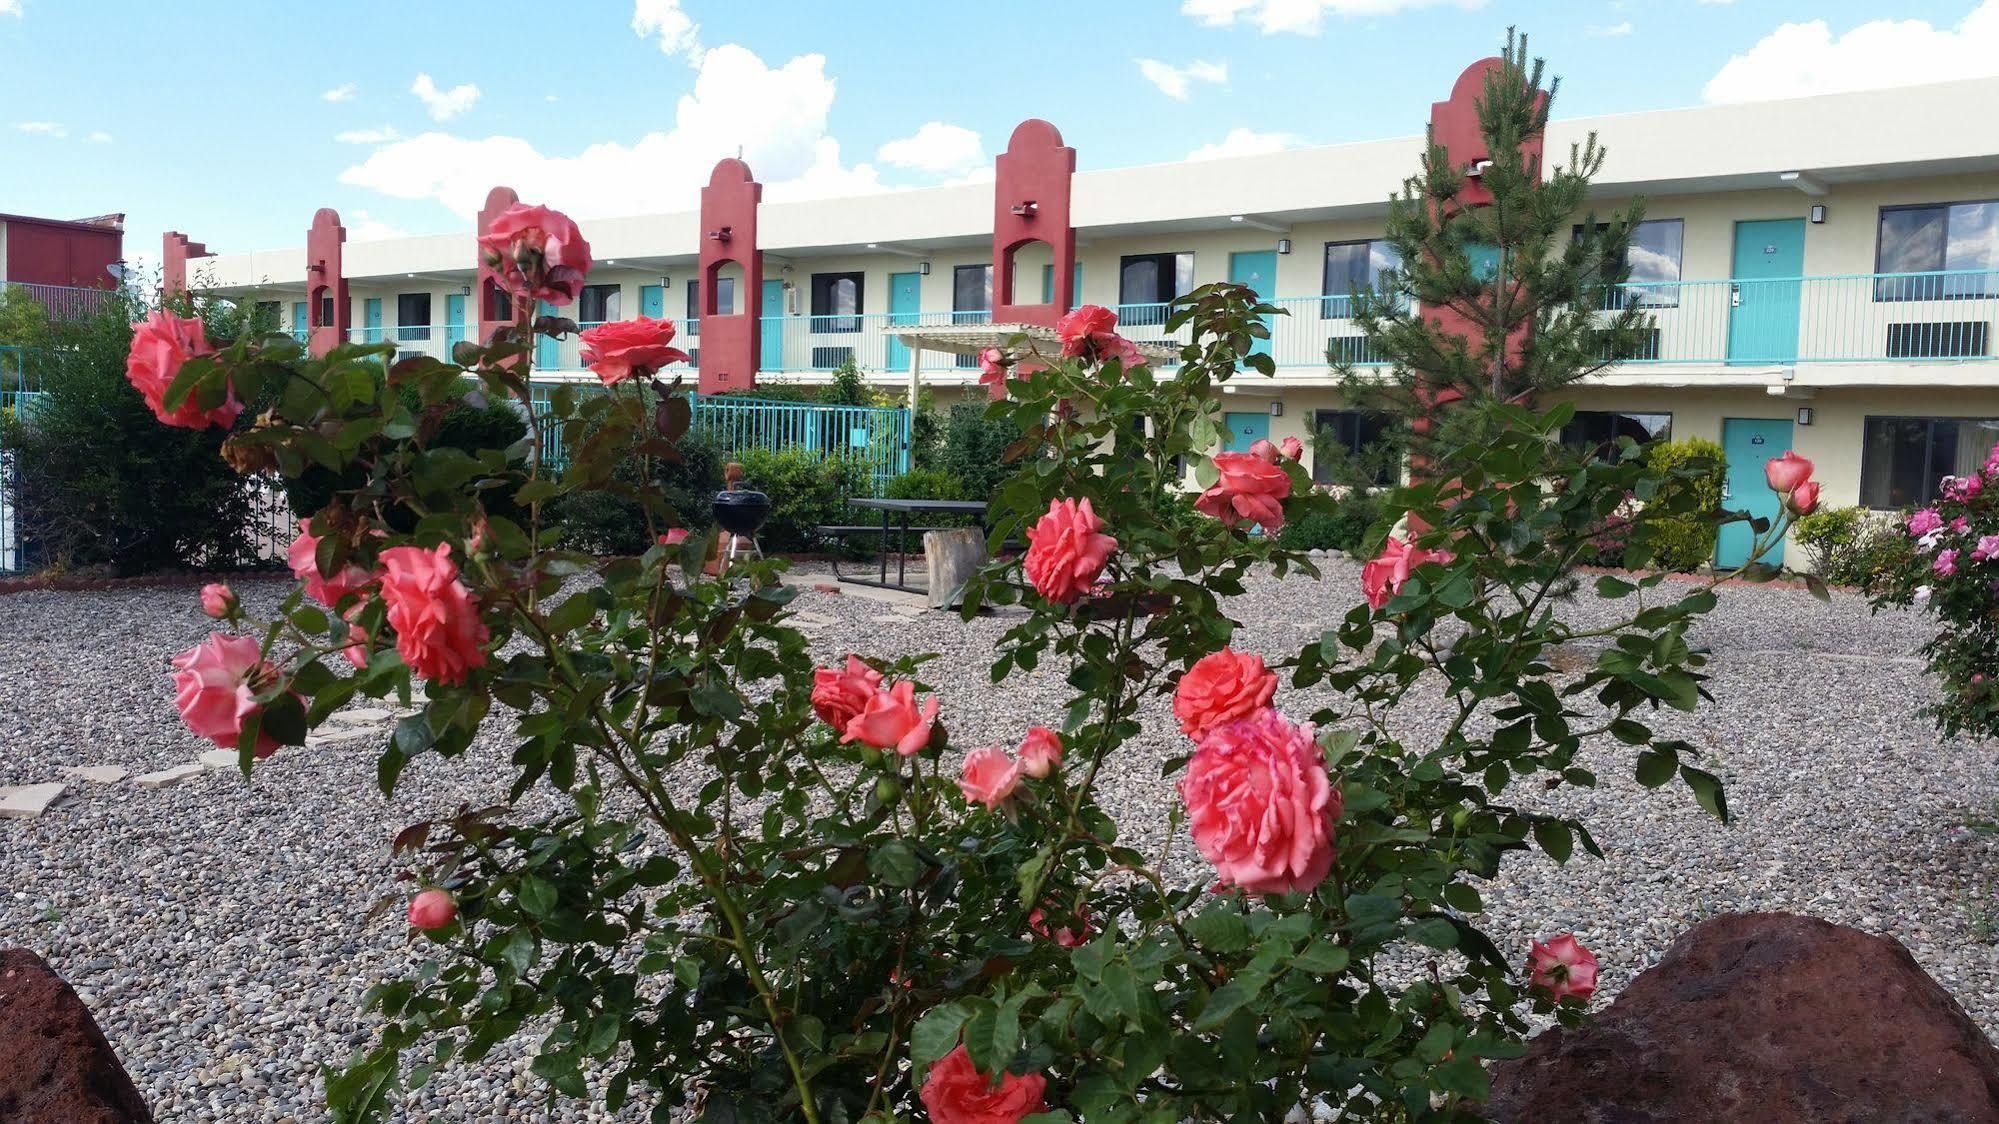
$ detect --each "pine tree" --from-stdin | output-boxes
[1336,29,1654,457]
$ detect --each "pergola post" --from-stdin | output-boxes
[906,342,921,415]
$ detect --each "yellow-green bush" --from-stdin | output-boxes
[1641,437,1726,571]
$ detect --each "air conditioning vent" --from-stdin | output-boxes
[1886,322,1988,359]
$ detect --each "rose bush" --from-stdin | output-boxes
[149,195,1792,1122]
[1872,438,1999,740]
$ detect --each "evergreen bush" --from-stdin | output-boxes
[1641,437,1726,571]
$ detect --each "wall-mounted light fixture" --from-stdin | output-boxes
[1797,406,1815,426]
[1010,200,1039,217]
[918,261,931,276]
[660,274,673,289]
[1809,203,1828,224]
[459,284,472,296]
[1276,237,1293,255]
[1268,401,1284,418]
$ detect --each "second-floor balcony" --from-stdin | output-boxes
[336,269,1999,379]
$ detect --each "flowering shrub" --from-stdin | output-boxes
[146,197,1806,1120]
[1873,439,1999,740]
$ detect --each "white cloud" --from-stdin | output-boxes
[1135,58,1228,100]
[342,45,883,220]
[321,83,356,102]
[633,0,702,60]
[1186,127,1300,161]
[410,73,481,122]
[336,125,402,145]
[15,121,64,137]
[348,211,409,242]
[1705,2,1999,102]
[875,122,984,174]
[87,130,111,143]
[1181,0,1484,35]
[1587,20,1633,37]
[0,1,21,16]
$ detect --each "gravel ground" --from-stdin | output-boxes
[3,561,1997,1120]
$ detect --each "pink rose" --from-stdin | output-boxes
[1017,726,1063,778]
[1935,549,1960,577]
[843,680,940,756]
[659,528,690,547]
[1054,304,1143,369]
[1361,536,1451,611]
[1972,535,1999,562]
[170,632,282,758]
[126,309,236,429]
[957,746,1023,810]
[1278,436,1303,461]
[1787,480,1820,516]
[288,519,372,607]
[477,202,593,306]
[1028,903,1092,948]
[1952,516,1970,534]
[408,889,458,931]
[578,316,689,385]
[1195,452,1292,532]
[1526,933,1599,1003]
[1249,438,1281,464]
[1173,648,1278,739]
[1764,451,1814,494]
[200,582,236,619]
[1179,708,1339,895]
[977,346,1007,389]
[378,543,490,686]
[813,655,883,731]
[1908,508,1944,536]
[919,1045,1048,1124]
[1023,497,1118,605]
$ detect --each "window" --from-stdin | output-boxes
[810,272,864,333]
[1860,416,1999,508]
[686,278,735,334]
[1559,410,1671,462]
[1321,240,1402,319]
[1118,252,1193,326]
[1310,409,1398,486]
[1876,201,1999,300]
[397,293,431,341]
[485,283,514,322]
[578,284,622,325]
[953,265,992,323]
[1575,219,1683,308]
[317,295,335,327]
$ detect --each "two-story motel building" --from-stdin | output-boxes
[183,73,1999,568]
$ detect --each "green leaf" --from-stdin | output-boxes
[1407,916,1460,950]
[518,875,557,917]
[868,839,925,889]
[1634,746,1678,787]
[1532,819,1574,863]
[1292,937,1350,974]
[1681,764,1730,823]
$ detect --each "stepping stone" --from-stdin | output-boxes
[0,783,66,820]
[197,749,241,772]
[329,707,395,724]
[62,766,125,784]
[790,611,837,629]
[134,764,206,789]
[308,727,376,749]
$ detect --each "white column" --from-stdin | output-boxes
[906,341,921,413]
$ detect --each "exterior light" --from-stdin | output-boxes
[1809,203,1828,224]
[661,274,672,288]
[1276,238,1293,255]
[1797,406,1815,426]
[918,261,931,276]
[1268,401,1283,417]
[1010,200,1038,217]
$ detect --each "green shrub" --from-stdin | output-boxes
[1849,517,1917,592]
[883,467,974,527]
[284,382,530,525]
[1795,505,1865,581]
[545,419,725,555]
[2,290,261,574]
[730,446,871,552]
[1276,492,1381,552]
[934,403,1023,504]
[1642,437,1725,571]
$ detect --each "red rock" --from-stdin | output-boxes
[0,949,152,1123]
[813,582,843,595]
[1486,912,1999,1124]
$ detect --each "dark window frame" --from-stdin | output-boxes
[1859,414,1999,508]
[1559,409,1672,463]
[953,264,992,324]
[578,283,622,325]
[396,292,432,341]
[1573,218,1684,309]
[1310,408,1398,486]
[1118,252,1193,327]
[810,271,865,333]
[1321,239,1402,319]
[1874,199,1999,301]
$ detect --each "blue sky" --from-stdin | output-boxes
[1,0,1994,273]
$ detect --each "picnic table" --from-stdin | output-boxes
[822,497,990,592]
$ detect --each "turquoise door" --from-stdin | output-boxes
[1726,219,1805,364]
[363,298,383,344]
[761,279,785,370]
[536,300,559,369]
[887,271,921,370]
[445,294,466,349]
[1222,411,1270,453]
[1229,251,1277,357]
[1716,417,1793,569]
[1042,263,1083,305]
[639,284,665,319]
[291,300,307,341]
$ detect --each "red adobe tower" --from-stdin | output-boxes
[476,186,521,342]
[161,232,211,297]
[695,159,763,394]
[306,209,349,358]
[990,119,1077,329]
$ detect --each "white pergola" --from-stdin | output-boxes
[887,324,1180,410]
